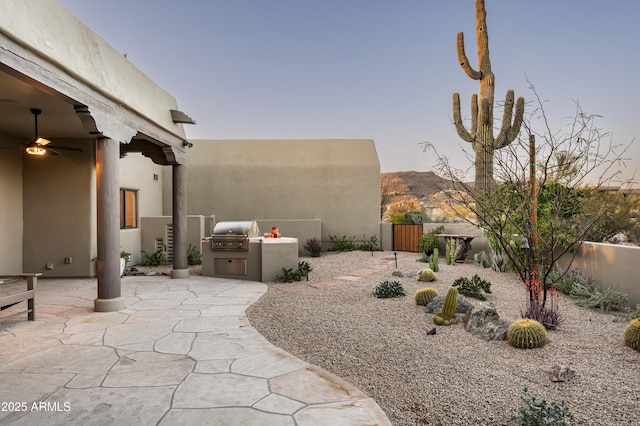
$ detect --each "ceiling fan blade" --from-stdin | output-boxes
[46,148,62,156]
[48,145,83,152]
[0,145,20,150]
[36,137,52,146]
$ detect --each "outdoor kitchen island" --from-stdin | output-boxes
[201,221,298,282]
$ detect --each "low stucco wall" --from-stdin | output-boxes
[559,242,640,307]
[256,219,321,255]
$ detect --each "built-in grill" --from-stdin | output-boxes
[211,221,260,252]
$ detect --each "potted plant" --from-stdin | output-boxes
[120,250,131,277]
[417,225,444,256]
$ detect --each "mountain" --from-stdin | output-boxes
[381,171,452,200]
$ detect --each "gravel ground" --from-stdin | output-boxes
[246,251,640,426]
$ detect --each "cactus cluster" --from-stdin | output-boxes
[415,287,439,306]
[474,250,490,268]
[507,319,548,349]
[429,248,439,272]
[624,318,640,352]
[446,239,456,265]
[434,287,458,326]
[417,268,437,283]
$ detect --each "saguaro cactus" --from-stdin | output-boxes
[453,0,525,191]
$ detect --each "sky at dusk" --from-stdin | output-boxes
[59,0,640,181]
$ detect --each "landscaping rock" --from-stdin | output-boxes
[463,302,509,341]
[425,294,474,314]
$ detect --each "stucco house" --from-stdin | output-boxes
[0,0,193,312]
[1,1,383,312]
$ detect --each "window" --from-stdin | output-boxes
[120,188,138,229]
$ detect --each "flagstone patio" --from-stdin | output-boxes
[0,275,390,425]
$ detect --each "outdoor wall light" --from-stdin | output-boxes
[521,237,530,249]
[183,141,193,148]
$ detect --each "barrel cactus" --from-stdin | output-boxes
[415,287,439,306]
[507,319,548,349]
[417,268,437,282]
[624,318,640,352]
[434,287,458,326]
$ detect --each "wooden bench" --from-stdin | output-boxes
[0,273,40,326]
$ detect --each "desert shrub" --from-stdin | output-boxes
[547,266,594,297]
[356,235,381,251]
[546,265,629,313]
[328,235,356,252]
[452,274,492,300]
[507,319,548,349]
[417,225,444,256]
[141,250,166,266]
[633,304,640,320]
[304,238,322,257]
[187,244,202,265]
[511,387,574,425]
[576,286,629,312]
[417,268,437,282]
[373,280,406,299]
[275,261,313,283]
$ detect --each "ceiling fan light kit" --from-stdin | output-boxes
[24,108,82,156]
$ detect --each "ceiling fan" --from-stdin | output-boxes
[24,108,83,156]
[0,108,84,156]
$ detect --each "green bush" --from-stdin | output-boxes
[548,265,629,313]
[304,238,322,257]
[576,286,629,312]
[417,225,444,256]
[141,250,167,266]
[356,235,382,252]
[373,280,406,299]
[452,274,492,300]
[328,235,357,252]
[187,244,202,265]
[511,387,574,425]
[275,261,313,283]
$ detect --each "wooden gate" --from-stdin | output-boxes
[393,224,423,252]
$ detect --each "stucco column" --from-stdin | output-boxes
[171,163,189,278]
[95,137,124,311]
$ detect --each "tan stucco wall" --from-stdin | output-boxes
[559,242,640,307]
[22,139,95,277]
[0,0,186,137]
[0,137,24,272]
[170,139,381,246]
[119,153,164,265]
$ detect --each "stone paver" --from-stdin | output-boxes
[0,274,391,425]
